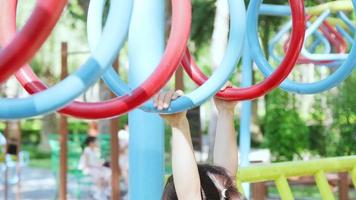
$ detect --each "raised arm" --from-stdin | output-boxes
[213,89,238,176]
[154,91,202,200]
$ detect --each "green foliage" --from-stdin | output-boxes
[22,145,51,159]
[191,0,215,50]
[308,95,337,157]
[330,72,356,156]
[68,121,89,134]
[308,125,338,156]
[263,89,310,161]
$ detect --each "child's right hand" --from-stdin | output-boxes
[153,90,187,126]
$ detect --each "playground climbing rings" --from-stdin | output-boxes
[0,0,192,119]
[0,0,67,83]
[182,0,306,101]
[0,0,132,119]
[100,0,247,111]
[249,0,356,94]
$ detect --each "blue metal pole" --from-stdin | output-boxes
[259,4,291,16]
[239,40,252,199]
[128,0,165,199]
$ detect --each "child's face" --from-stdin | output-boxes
[89,140,98,148]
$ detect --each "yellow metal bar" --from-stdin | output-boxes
[275,175,294,200]
[307,1,354,15]
[237,156,356,183]
[315,171,335,200]
[308,16,350,30]
[236,180,245,196]
[326,18,350,30]
[352,167,356,190]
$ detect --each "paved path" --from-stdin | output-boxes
[0,167,92,200]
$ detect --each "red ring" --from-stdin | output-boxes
[1,0,192,119]
[182,0,306,101]
[0,0,67,83]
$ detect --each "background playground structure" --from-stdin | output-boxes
[0,0,355,200]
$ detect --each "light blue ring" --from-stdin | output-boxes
[0,0,133,119]
[269,20,331,63]
[338,11,356,34]
[300,10,349,61]
[308,33,330,54]
[336,25,353,45]
[89,0,246,113]
[248,0,356,94]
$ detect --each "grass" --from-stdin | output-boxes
[29,158,52,169]
[268,186,356,199]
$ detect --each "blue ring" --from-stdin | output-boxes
[300,10,349,61]
[0,0,133,119]
[269,20,332,63]
[248,0,356,94]
[338,11,356,33]
[89,0,246,113]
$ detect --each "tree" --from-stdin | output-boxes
[330,72,356,156]
[263,89,310,161]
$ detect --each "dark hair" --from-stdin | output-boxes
[84,136,97,147]
[162,164,244,200]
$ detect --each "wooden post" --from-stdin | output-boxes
[4,154,8,200]
[174,65,184,91]
[4,124,8,200]
[59,42,69,200]
[338,172,349,200]
[110,58,121,200]
[4,121,21,200]
[15,125,21,200]
[110,116,120,200]
[252,182,267,200]
[251,161,267,200]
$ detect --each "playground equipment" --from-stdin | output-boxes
[251,0,356,94]
[0,0,355,199]
[0,0,66,83]
[237,156,356,200]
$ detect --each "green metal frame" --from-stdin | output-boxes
[236,156,356,200]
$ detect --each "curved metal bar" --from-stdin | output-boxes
[300,10,349,61]
[0,0,133,119]
[3,0,192,119]
[0,0,67,83]
[338,11,356,33]
[288,20,348,65]
[181,0,305,101]
[249,0,356,94]
[269,20,331,63]
[260,1,354,16]
[336,24,353,45]
[101,0,247,111]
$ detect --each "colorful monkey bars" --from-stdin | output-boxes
[0,0,355,117]
[0,0,191,119]
[0,0,67,83]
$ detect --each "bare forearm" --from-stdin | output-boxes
[213,110,238,176]
[171,119,202,200]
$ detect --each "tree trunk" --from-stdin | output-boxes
[39,113,58,152]
[98,80,111,135]
[187,107,202,151]
[207,0,229,162]
[3,77,22,152]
